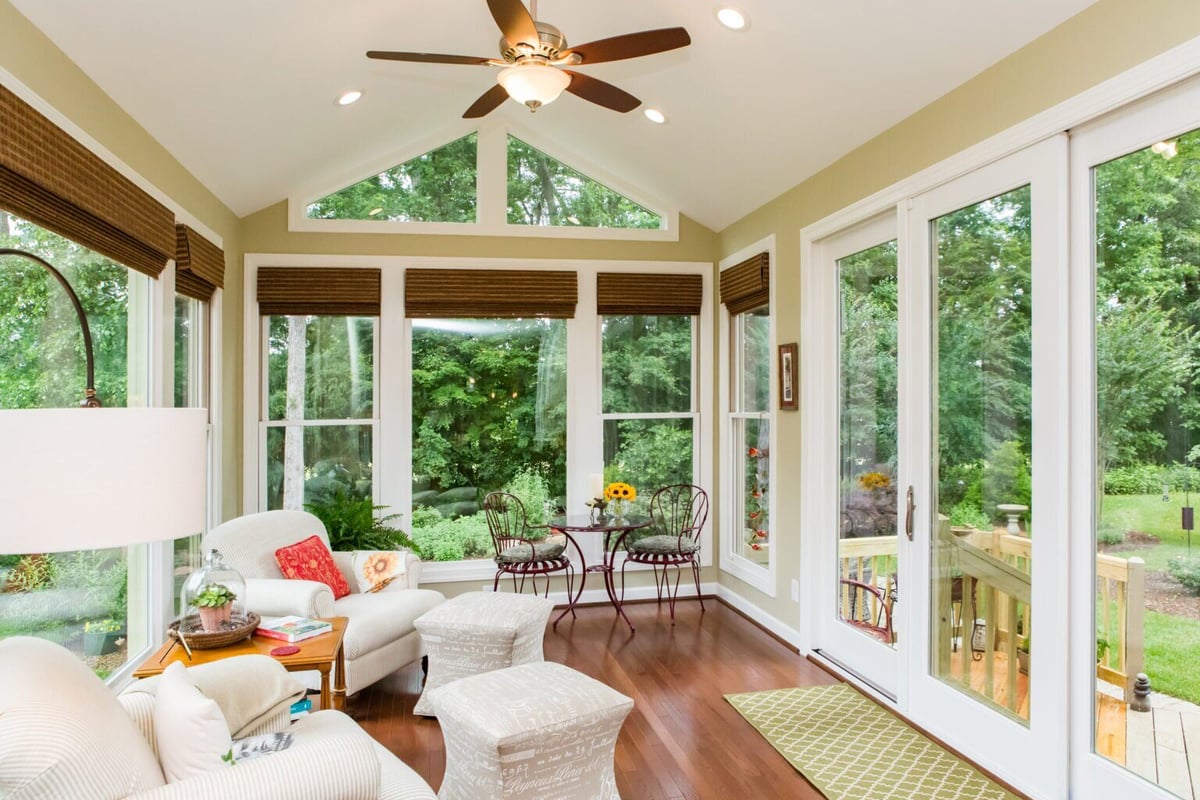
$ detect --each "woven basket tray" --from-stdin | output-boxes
[168,611,260,650]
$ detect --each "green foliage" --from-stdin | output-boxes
[84,618,122,633]
[307,134,478,223]
[949,502,992,531]
[53,550,127,618]
[1167,556,1200,594]
[1104,462,1200,495]
[1096,522,1127,546]
[507,136,660,229]
[5,554,56,593]
[410,510,491,562]
[940,462,984,510]
[1096,636,1111,663]
[195,583,237,607]
[504,468,553,526]
[982,440,1032,518]
[305,491,421,556]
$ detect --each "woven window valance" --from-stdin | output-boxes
[720,252,770,315]
[405,269,577,318]
[175,224,224,295]
[0,84,175,278]
[596,273,702,316]
[257,267,381,316]
[175,268,216,302]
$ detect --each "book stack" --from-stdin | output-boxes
[256,615,332,643]
[289,697,312,721]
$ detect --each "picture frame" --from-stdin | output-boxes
[778,342,798,411]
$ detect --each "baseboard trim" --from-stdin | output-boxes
[715,585,802,652]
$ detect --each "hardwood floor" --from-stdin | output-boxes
[350,599,838,798]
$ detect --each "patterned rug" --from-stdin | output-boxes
[725,685,1019,800]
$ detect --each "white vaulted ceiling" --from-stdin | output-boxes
[11,0,1096,230]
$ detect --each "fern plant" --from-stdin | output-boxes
[306,491,422,556]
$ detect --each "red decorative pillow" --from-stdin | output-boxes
[275,535,351,600]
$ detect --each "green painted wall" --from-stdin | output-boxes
[716,0,1200,628]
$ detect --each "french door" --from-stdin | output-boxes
[807,136,1070,798]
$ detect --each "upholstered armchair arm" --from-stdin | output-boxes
[126,729,381,800]
[244,577,335,618]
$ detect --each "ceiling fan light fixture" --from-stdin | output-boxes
[644,108,667,124]
[497,63,571,111]
[715,7,749,30]
[337,90,363,106]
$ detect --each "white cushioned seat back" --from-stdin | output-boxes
[203,509,329,578]
[0,636,165,799]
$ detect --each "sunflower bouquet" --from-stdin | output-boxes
[605,481,637,517]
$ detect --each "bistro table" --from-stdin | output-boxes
[548,513,652,633]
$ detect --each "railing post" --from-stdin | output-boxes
[1125,557,1146,702]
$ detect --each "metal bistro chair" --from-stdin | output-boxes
[483,492,577,624]
[839,578,894,645]
[618,484,709,623]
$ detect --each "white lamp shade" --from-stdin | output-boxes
[497,64,571,108]
[0,408,208,553]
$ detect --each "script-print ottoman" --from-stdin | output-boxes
[413,590,553,716]
[431,661,634,800]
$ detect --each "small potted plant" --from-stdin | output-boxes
[1096,636,1111,666]
[195,583,238,632]
[1017,637,1030,675]
[83,618,125,656]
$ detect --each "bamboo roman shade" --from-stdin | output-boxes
[720,252,770,315]
[405,269,577,318]
[257,267,382,316]
[174,224,224,301]
[0,84,175,278]
[596,272,703,316]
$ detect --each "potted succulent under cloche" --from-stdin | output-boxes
[194,583,238,632]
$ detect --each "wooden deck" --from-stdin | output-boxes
[945,639,1030,721]
[1098,691,1200,799]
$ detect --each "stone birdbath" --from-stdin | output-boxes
[996,504,1029,536]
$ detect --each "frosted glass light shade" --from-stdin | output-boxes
[497,64,571,109]
[0,408,208,553]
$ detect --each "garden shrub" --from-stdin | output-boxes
[1096,522,1127,546]
[983,440,1032,519]
[940,461,984,509]
[5,554,56,593]
[949,502,991,531]
[1167,556,1200,594]
[411,510,492,562]
[1104,462,1200,495]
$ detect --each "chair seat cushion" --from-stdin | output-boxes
[628,535,699,556]
[495,540,566,564]
[333,589,446,661]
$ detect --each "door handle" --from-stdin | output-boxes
[905,486,915,542]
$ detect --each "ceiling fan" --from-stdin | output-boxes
[367,0,690,118]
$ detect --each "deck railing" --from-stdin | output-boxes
[837,524,1146,705]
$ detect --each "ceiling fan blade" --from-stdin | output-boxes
[487,0,539,47]
[560,27,691,65]
[367,51,495,66]
[562,71,640,113]
[463,84,510,118]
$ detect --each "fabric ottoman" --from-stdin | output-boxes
[430,661,634,800]
[413,590,553,716]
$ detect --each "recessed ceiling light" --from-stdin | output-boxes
[337,90,363,106]
[644,108,667,124]
[715,7,749,30]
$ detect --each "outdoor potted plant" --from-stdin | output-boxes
[82,618,125,656]
[1017,637,1030,675]
[194,583,238,632]
[1096,636,1111,667]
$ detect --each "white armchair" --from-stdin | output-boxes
[0,636,437,800]
[204,510,445,696]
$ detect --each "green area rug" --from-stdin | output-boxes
[725,685,1019,800]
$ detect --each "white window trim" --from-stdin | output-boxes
[718,234,777,597]
[285,118,679,241]
[243,254,712,583]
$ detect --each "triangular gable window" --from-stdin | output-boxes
[506,136,662,230]
[306,133,477,223]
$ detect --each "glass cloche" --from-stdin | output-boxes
[179,549,246,633]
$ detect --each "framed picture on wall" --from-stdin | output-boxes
[778,342,798,411]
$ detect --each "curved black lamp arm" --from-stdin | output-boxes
[0,247,101,407]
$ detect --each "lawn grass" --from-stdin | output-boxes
[1098,494,1200,704]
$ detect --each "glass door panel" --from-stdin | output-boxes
[1091,125,1200,799]
[930,186,1034,724]
[838,241,900,649]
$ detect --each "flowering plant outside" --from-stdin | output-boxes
[858,471,891,490]
[84,618,123,633]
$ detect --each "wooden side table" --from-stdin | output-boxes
[133,616,348,710]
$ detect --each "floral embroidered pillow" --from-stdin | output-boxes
[349,550,408,593]
[274,535,351,599]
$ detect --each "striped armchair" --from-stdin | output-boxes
[0,636,436,800]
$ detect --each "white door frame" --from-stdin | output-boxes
[805,212,905,698]
[1069,74,1200,800]
[902,134,1071,800]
